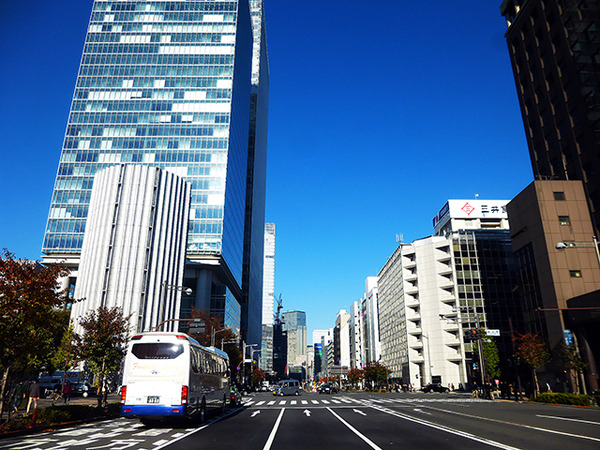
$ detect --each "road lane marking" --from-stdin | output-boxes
[251,410,261,417]
[267,401,276,405]
[263,408,285,450]
[353,409,367,416]
[321,400,330,404]
[291,400,297,405]
[536,414,600,425]
[304,409,311,417]
[278,400,286,405]
[311,400,319,404]
[152,408,240,450]
[256,401,265,406]
[244,401,254,406]
[332,400,341,404]
[421,405,600,444]
[301,400,308,404]
[370,404,519,450]
[326,407,382,450]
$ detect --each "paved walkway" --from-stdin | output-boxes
[3,394,120,422]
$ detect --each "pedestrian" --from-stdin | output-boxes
[26,380,40,414]
[11,381,27,413]
[63,381,72,404]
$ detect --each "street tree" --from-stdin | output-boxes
[559,341,587,394]
[364,361,389,389]
[347,368,365,389]
[51,322,82,388]
[79,306,130,407]
[474,331,501,380]
[514,332,550,396]
[187,308,241,379]
[0,249,69,414]
[251,367,266,386]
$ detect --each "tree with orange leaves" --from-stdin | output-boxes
[0,249,70,414]
[514,332,550,396]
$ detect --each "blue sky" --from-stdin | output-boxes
[0,1,533,342]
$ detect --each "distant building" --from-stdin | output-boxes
[312,329,333,380]
[282,310,307,366]
[333,310,351,371]
[349,300,364,370]
[379,199,521,388]
[500,0,600,237]
[260,223,276,372]
[363,277,381,364]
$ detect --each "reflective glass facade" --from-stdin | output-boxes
[42,0,253,288]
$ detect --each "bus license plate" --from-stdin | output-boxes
[147,396,160,404]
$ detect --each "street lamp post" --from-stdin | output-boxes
[555,236,600,268]
[158,282,192,331]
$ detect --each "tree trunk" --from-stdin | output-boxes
[0,366,10,423]
[97,358,106,408]
[532,369,540,397]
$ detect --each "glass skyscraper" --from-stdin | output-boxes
[42,0,268,343]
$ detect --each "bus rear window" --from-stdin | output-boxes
[131,343,184,359]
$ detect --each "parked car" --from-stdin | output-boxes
[421,383,450,393]
[317,382,338,394]
[229,386,242,406]
[71,382,97,397]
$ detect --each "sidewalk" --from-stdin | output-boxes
[3,393,120,422]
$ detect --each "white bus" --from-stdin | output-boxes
[120,332,230,423]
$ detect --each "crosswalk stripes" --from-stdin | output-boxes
[243,396,490,408]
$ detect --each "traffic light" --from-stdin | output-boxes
[465,329,481,341]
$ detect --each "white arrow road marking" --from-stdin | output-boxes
[251,410,261,417]
[353,409,367,416]
[413,408,431,415]
[303,409,311,417]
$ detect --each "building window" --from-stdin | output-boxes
[569,270,582,278]
[559,216,571,225]
[554,191,565,200]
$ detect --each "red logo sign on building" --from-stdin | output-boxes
[461,202,476,215]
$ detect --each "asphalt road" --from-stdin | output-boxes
[1,391,599,449]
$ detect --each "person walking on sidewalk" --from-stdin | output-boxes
[11,381,27,413]
[26,380,40,414]
[63,381,72,404]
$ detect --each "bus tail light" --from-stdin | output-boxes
[181,385,188,404]
[120,386,127,404]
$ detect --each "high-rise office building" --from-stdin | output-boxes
[500,0,600,235]
[260,222,275,372]
[282,310,307,366]
[41,0,268,341]
[241,0,269,347]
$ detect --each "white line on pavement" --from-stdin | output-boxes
[370,405,519,450]
[256,401,265,406]
[301,400,308,404]
[536,414,600,426]
[326,407,382,450]
[263,408,285,450]
[419,405,600,445]
[311,400,319,404]
[268,401,276,405]
[291,400,297,405]
[321,400,330,404]
[278,400,286,405]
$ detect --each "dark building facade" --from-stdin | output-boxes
[507,180,600,390]
[500,0,600,236]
